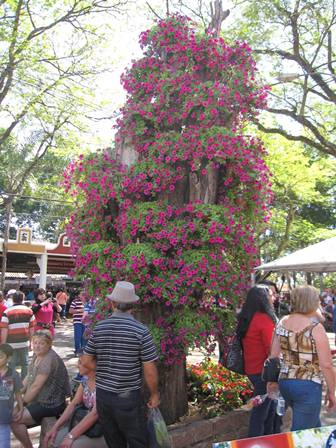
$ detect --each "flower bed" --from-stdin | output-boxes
[187,360,253,418]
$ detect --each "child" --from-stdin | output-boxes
[0,343,23,448]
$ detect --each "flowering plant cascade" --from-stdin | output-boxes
[64,15,272,366]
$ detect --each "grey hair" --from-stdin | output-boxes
[114,302,135,312]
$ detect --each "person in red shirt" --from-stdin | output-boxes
[0,291,6,319]
[236,285,278,437]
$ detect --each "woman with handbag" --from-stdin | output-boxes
[44,354,107,448]
[236,285,278,437]
[267,285,336,431]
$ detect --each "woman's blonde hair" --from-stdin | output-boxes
[32,330,53,345]
[290,285,320,314]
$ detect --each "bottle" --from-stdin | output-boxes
[276,394,285,416]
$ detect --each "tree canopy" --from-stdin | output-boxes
[259,134,336,260]
[229,0,336,157]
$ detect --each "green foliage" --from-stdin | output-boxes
[122,243,161,262]
[0,0,126,239]
[227,0,336,157]
[259,133,336,259]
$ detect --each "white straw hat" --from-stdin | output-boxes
[6,289,16,297]
[107,281,140,303]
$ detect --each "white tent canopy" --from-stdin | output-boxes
[255,236,336,273]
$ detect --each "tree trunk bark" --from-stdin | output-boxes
[157,361,188,424]
[1,199,12,291]
[136,302,188,423]
[275,203,296,258]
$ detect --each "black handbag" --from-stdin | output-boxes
[69,404,103,438]
[224,334,244,374]
[262,357,281,382]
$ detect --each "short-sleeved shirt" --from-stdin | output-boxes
[71,298,84,324]
[32,302,55,336]
[84,311,158,393]
[0,302,6,319]
[0,304,35,349]
[82,299,96,327]
[26,349,71,407]
[0,367,22,424]
[56,292,68,306]
[242,312,275,375]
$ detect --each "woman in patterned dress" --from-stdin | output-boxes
[268,285,336,431]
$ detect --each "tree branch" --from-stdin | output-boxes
[0,0,24,104]
[266,106,336,151]
[146,2,163,19]
[328,30,335,76]
[254,119,336,157]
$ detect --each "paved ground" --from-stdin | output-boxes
[10,321,336,446]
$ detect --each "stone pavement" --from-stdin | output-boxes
[10,321,336,447]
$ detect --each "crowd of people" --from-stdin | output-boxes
[0,282,159,448]
[0,280,335,447]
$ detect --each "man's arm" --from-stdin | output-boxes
[81,354,96,370]
[143,361,160,408]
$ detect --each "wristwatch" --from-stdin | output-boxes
[67,433,75,440]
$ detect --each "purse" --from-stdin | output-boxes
[262,357,281,382]
[69,404,103,438]
[224,334,244,375]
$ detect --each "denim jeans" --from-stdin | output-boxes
[74,323,85,354]
[279,378,322,431]
[0,424,10,448]
[10,346,29,379]
[60,304,66,318]
[96,388,149,448]
[248,373,279,437]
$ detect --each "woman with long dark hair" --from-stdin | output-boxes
[236,285,278,437]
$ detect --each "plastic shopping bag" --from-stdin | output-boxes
[147,407,171,448]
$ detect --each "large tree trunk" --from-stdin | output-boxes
[136,303,188,423]
[157,361,188,424]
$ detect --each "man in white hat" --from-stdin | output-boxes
[5,289,16,307]
[81,281,159,448]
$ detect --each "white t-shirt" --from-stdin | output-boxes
[4,298,13,307]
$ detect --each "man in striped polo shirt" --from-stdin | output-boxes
[69,290,85,356]
[82,281,159,448]
[0,290,35,379]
